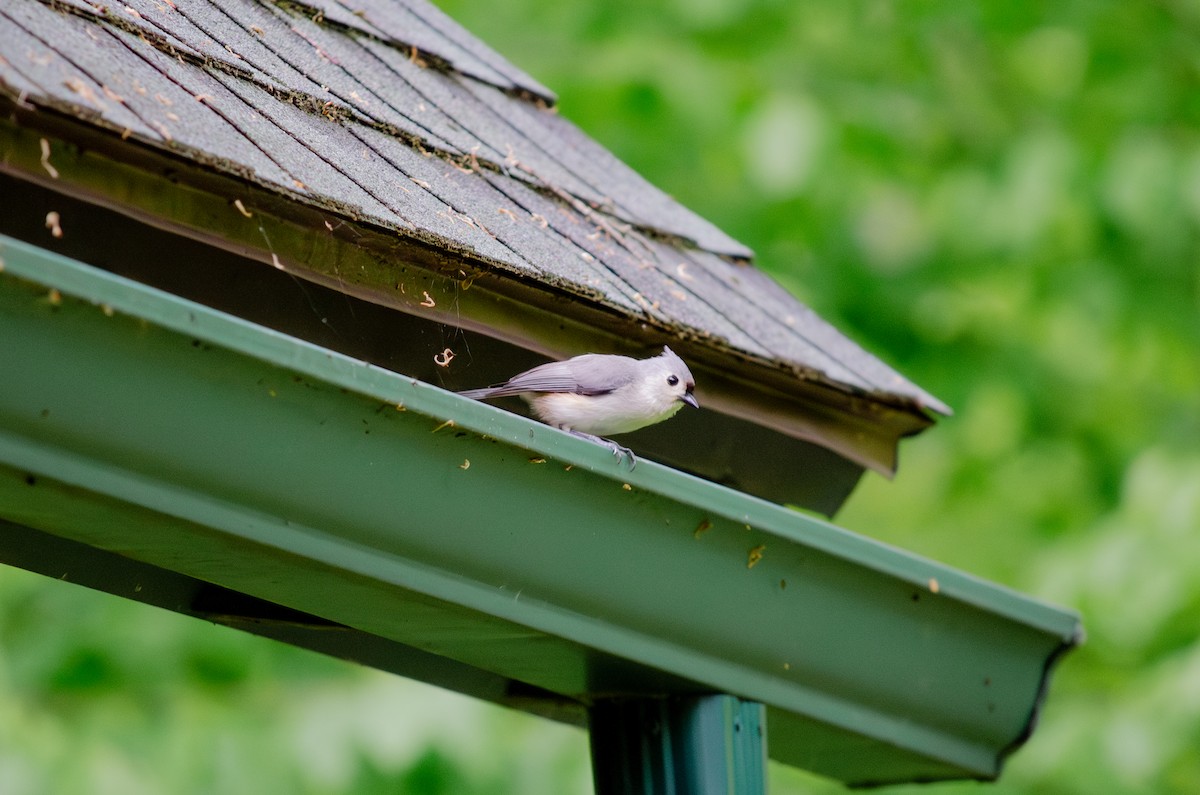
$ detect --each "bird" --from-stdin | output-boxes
[458,346,699,466]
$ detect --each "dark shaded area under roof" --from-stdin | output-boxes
[0,0,947,491]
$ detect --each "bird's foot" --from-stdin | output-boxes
[567,430,637,469]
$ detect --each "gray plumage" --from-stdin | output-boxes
[459,353,643,400]
[459,347,699,464]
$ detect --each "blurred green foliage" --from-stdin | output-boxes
[3,0,1198,792]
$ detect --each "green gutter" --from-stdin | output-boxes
[0,235,1081,786]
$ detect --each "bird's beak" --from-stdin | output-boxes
[680,392,699,409]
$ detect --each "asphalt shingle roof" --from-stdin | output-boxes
[0,0,948,416]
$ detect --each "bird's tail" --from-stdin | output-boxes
[458,387,499,400]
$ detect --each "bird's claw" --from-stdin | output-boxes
[606,440,637,470]
[568,430,637,469]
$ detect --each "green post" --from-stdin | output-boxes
[589,695,767,795]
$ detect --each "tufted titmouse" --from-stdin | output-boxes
[459,346,699,465]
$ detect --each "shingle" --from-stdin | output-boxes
[302,27,480,156]
[103,32,297,187]
[214,73,419,231]
[120,0,255,79]
[0,52,42,102]
[343,121,547,268]
[1,4,151,137]
[481,173,684,319]
[308,0,555,101]
[461,80,754,260]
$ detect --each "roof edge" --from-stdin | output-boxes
[0,109,935,478]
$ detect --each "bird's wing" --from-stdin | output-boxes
[563,354,640,394]
[464,355,639,399]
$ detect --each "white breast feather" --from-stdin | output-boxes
[526,384,682,437]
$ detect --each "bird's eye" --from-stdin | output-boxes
[667,374,679,386]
